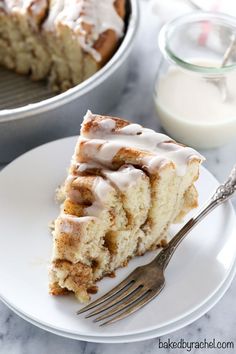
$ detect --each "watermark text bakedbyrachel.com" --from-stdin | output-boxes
[158,338,234,352]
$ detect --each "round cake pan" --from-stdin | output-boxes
[0,0,139,163]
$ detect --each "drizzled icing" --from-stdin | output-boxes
[103,165,146,192]
[79,111,204,176]
[77,161,103,173]
[85,177,113,217]
[43,0,64,30]
[43,0,124,61]
[3,0,46,15]
[2,0,124,60]
[3,0,50,28]
[57,214,96,234]
[59,112,203,233]
[66,165,146,221]
[65,172,115,217]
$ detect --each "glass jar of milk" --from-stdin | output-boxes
[154,12,236,149]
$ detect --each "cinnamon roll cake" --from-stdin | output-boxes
[49,111,204,302]
[0,0,125,91]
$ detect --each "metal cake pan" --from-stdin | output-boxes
[0,0,139,163]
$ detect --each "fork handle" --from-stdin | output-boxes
[153,165,236,270]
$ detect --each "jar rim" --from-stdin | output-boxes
[159,11,236,74]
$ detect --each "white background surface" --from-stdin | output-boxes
[0,0,236,352]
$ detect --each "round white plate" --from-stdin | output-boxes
[2,247,236,343]
[0,137,235,338]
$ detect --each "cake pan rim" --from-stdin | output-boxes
[0,0,139,122]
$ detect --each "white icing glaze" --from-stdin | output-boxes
[4,0,46,16]
[43,0,64,31]
[83,109,94,123]
[43,0,124,61]
[85,177,113,217]
[103,165,145,192]
[64,175,81,203]
[30,0,47,16]
[77,161,103,172]
[93,176,113,202]
[57,214,95,234]
[62,113,203,224]
[79,112,204,176]
[97,118,116,132]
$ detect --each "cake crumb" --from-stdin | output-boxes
[107,271,116,278]
[160,239,168,248]
[87,285,98,294]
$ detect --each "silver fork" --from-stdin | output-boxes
[77,165,236,326]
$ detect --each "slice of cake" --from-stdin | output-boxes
[0,0,125,91]
[49,111,204,302]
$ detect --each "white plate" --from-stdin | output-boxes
[0,137,235,338]
[2,250,236,343]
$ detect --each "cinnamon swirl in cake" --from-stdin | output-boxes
[0,0,125,91]
[49,111,204,302]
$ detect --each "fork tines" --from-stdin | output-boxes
[77,270,161,326]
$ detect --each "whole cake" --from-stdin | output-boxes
[49,111,204,302]
[0,0,125,91]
